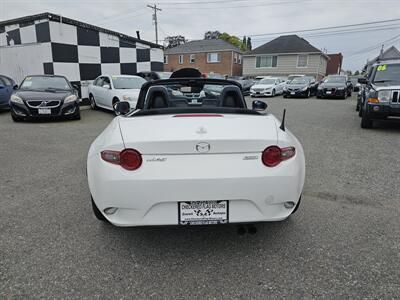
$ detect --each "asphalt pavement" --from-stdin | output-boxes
[1,95,399,299]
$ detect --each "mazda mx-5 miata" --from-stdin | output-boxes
[87,78,305,227]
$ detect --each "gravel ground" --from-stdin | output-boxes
[1,95,399,299]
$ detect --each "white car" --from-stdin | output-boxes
[88,75,146,113]
[87,78,305,227]
[250,77,285,97]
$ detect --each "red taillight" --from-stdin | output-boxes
[101,149,142,170]
[262,146,295,167]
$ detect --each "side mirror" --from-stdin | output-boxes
[252,100,267,111]
[358,78,368,84]
[113,101,131,115]
[102,84,111,89]
[13,84,18,90]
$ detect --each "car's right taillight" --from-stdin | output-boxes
[101,149,142,170]
[262,146,296,167]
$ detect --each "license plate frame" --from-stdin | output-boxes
[178,200,229,225]
[326,91,332,95]
[38,108,51,114]
[290,92,295,95]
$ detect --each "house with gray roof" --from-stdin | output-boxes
[164,39,243,76]
[363,46,400,74]
[243,35,329,80]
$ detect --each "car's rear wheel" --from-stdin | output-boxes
[272,89,276,97]
[89,94,97,110]
[91,197,110,223]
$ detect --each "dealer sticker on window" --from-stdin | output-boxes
[178,200,228,225]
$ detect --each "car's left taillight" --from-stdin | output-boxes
[262,146,296,167]
[101,149,142,170]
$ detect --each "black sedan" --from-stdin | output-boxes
[10,75,80,122]
[283,76,318,98]
[316,75,352,99]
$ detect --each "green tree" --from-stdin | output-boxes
[247,37,252,51]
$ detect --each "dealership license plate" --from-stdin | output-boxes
[178,200,228,225]
[326,91,332,94]
[291,92,295,95]
[38,108,51,114]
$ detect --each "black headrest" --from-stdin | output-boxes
[219,85,246,108]
[145,86,170,109]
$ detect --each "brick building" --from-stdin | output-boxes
[164,39,243,76]
[326,53,343,75]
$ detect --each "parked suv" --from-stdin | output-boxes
[358,60,400,128]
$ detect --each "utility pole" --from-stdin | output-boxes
[147,4,162,44]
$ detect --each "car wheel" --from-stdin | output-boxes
[91,197,110,223]
[89,94,97,110]
[361,112,373,128]
[283,95,287,98]
[305,89,310,98]
[112,98,120,115]
[72,107,81,120]
[291,196,301,215]
[272,89,276,97]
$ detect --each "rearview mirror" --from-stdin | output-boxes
[102,84,111,89]
[358,78,368,84]
[252,100,267,111]
[113,101,131,115]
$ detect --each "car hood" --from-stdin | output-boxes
[252,84,274,89]
[286,84,307,89]
[118,113,278,154]
[15,90,71,100]
[372,84,400,91]
[319,83,346,88]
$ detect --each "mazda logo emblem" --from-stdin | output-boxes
[196,142,210,153]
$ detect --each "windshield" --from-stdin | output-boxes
[323,76,346,83]
[156,72,172,79]
[20,76,70,91]
[112,76,146,89]
[291,77,309,84]
[372,64,400,85]
[259,78,276,84]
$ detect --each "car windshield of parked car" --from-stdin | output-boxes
[112,77,146,89]
[291,77,309,84]
[19,76,70,91]
[259,78,276,85]
[372,64,400,85]
[323,76,346,83]
[156,72,172,79]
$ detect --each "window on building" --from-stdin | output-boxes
[190,54,195,64]
[207,52,220,63]
[238,55,242,64]
[179,55,184,64]
[164,55,168,64]
[297,54,308,68]
[234,53,238,63]
[256,56,278,68]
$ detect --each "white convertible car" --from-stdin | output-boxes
[88,75,146,113]
[87,78,305,227]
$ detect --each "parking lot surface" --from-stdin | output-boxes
[1,95,399,299]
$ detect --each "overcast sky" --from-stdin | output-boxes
[1,0,400,71]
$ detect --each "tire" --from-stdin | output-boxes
[11,113,23,122]
[342,92,347,99]
[91,197,110,223]
[89,94,97,110]
[305,89,310,98]
[72,107,81,120]
[291,196,301,215]
[112,98,120,115]
[272,89,276,97]
[283,95,287,98]
[317,95,321,99]
[361,113,373,128]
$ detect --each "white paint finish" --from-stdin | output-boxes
[0,43,52,83]
[99,32,119,47]
[19,25,37,44]
[87,113,305,227]
[120,47,136,63]
[150,48,163,62]
[49,21,77,45]
[101,63,120,75]
[5,24,19,31]
[136,61,151,72]
[53,62,80,82]
[78,45,101,63]
[34,18,48,24]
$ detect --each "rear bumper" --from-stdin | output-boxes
[10,101,79,119]
[88,152,305,227]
